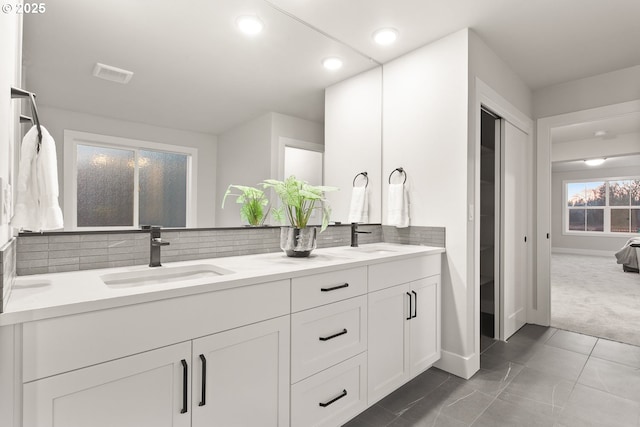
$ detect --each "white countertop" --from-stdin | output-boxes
[1,243,444,326]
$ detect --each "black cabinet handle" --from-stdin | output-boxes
[321,283,349,292]
[319,328,348,341]
[406,292,412,320]
[198,354,207,407]
[412,290,418,318]
[180,359,188,414]
[319,389,348,407]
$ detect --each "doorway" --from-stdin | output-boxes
[536,100,640,344]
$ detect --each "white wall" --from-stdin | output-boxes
[552,165,639,253]
[38,106,218,227]
[383,30,470,372]
[0,12,21,247]
[217,112,323,227]
[216,114,272,227]
[324,67,382,224]
[534,65,640,119]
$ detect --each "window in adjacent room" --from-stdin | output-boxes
[564,178,640,235]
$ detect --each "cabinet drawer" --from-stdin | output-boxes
[291,296,367,383]
[22,280,290,382]
[369,255,440,292]
[291,353,367,427]
[292,267,367,312]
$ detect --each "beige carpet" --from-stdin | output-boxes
[551,253,640,346]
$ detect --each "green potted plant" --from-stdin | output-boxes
[221,185,270,226]
[262,176,337,257]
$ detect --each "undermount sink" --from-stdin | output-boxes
[347,245,398,254]
[101,264,234,288]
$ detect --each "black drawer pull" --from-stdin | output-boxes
[321,283,349,292]
[180,359,188,414]
[406,292,412,320]
[319,328,348,341]
[198,354,207,407]
[319,389,348,407]
[412,290,418,318]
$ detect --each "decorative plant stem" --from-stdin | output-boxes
[221,185,269,226]
[262,176,338,232]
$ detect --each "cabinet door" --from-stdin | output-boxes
[408,276,440,376]
[192,316,290,427]
[367,283,410,405]
[23,342,191,427]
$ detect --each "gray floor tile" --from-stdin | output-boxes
[525,345,589,381]
[505,324,557,346]
[471,391,558,427]
[464,360,524,397]
[389,413,468,427]
[480,335,496,353]
[578,357,640,403]
[342,404,397,427]
[481,339,543,365]
[556,383,640,427]
[502,367,574,408]
[591,338,640,369]
[545,329,598,355]
[400,379,494,425]
[376,368,451,415]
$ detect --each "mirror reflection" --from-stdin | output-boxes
[21,0,380,230]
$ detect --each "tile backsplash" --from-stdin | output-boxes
[1,238,17,312]
[14,224,445,276]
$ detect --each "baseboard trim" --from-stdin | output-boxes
[552,247,615,257]
[433,349,479,380]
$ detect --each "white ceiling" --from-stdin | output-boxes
[552,154,640,173]
[22,0,640,135]
[551,112,640,144]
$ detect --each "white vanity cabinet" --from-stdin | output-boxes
[23,342,192,427]
[191,316,290,427]
[20,280,291,427]
[367,255,441,405]
[290,267,368,427]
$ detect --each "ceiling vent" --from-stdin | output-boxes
[92,63,134,84]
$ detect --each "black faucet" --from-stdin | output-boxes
[149,226,170,267]
[351,223,372,247]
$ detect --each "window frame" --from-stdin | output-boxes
[562,176,640,237]
[64,130,198,231]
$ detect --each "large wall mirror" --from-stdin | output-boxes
[21,0,382,230]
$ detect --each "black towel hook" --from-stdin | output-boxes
[388,167,407,184]
[352,171,368,188]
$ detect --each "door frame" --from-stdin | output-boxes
[535,99,640,326]
[474,78,533,358]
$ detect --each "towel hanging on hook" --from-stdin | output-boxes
[11,87,43,152]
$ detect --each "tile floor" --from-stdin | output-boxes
[343,325,640,426]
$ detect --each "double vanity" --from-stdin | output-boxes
[2,243,444,427]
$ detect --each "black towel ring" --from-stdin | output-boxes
[388,167,407,184]
[352,172,368,188]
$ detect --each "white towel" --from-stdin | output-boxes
[388,183,409,228]
[11,125,64,231]
[348,186,369,223]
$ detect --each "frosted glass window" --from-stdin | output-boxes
[77,145,134,227]
[139,150,188,227]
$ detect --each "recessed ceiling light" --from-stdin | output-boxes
[584,158,606,166]
[236,15,264,36]
[372,28,398,46]
[322,57,343,71]
[594,130,607,137]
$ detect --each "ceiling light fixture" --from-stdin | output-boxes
[236,15,264,36]
[372,28,398,46]
[584,158,606,166]
[594,130,607,137]
[322,57,343,71]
